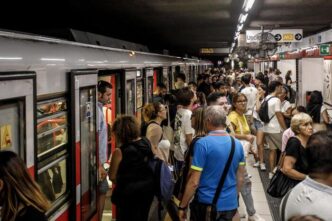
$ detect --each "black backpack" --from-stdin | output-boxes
[258,96,276,123]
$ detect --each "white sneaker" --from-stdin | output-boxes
[248,213,265,221]
[260,163,266,171]
[269,172,274,179]
[253,161,260,167]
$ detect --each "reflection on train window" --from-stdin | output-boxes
[37,114,67,156]
[80,87,97,221]
[37,159,67,203]
[0,100,24,155]
[37,98,67,118]
[126,80,135,115]
[148,77,153,103]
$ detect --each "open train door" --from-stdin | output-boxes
[70,70,99,221]
[0,72,36,176]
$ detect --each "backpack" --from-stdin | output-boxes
[258,96,276,123]
[145,138,174,220]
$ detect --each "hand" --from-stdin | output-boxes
[246,135,255,144]
[99,165,107,180]
[178,209,187,221]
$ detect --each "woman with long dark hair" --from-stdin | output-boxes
[306,91,330,131]
[0,151,50,221]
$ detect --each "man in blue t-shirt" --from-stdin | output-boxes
[178,105,245,221]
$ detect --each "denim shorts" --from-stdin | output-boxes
[253,118,263,131]
[99,178,109,194]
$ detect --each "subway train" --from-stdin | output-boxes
[0,30,212,221]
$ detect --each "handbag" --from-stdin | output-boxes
[190,136,235,221]
[267,152,298,198]
[267,168,298,198]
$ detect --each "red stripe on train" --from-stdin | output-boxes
[28,166,35,179]
[55,209,69,221]
[76,142,81,185]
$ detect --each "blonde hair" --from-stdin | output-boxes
[291,113,313,135]
[142,102,161,123]
[0,151,50,221]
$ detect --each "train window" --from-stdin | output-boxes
[80,87,98,220]
[37,149,68,204]
[0,100,24,155]
[37,98,68,157]
[136,81,143,109]
[36,97,70,214]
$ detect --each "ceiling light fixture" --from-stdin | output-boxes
[243,0,255,12]
[238,13,248,24]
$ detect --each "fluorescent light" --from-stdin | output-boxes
[237,24,243,32]
[0,57,22,60]
[239,13,248,23]
[41,58,65,61]
[243,0,255,12]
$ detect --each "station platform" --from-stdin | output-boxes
[102,153,279,221]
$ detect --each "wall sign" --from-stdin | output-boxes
[246,29,303,43]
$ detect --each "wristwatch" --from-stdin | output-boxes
[178,205,187,211]
[102,162,110,172]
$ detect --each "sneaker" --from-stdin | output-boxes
[247,174,252,179]
[269,172,274,179]
[260,163,266,171]
[248,213,265,221]
[253,161,260,167]
[240,213,246,219]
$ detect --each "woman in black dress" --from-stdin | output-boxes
[0,151,50,221]
[283,113,313,182]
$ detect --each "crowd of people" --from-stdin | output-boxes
[1,67,332,221]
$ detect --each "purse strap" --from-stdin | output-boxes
[212,136,235,206]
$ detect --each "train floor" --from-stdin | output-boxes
[102,153,279,221]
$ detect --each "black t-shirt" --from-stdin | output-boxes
[15,206,47,221]
[285,137,308,174]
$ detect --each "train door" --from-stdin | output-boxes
[98,70,122,155]
[0,72,36,175]
[70,70,98,221]
[143,68,154,104]
[136,70,144,124]
[123,69,137,116]
[163,67,170,92]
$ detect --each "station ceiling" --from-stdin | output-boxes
[3,0,332,57]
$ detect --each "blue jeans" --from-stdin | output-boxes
[240,168,256,216]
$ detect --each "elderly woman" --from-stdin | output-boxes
[109,115,155,221]
[282,113,313,181]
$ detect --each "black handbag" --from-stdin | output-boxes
[190,137,235,221]
[267,168,298,198]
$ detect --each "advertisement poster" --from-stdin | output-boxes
[323,59,332,105]
[1,124,12,149]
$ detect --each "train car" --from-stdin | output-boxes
[0,30,212,221]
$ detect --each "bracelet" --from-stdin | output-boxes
[178,205,187,211]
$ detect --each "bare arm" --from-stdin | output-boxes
[276,111,287,130]
[230,122,255,143]
[179,170,201,208]
[282,156,306,181]
[236,165,245,193]
[108,148,122,183]
[321,109,330,124]
[185,134,193,146]
[146,124,163,158]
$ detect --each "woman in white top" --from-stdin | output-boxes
[306,91,330,131]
